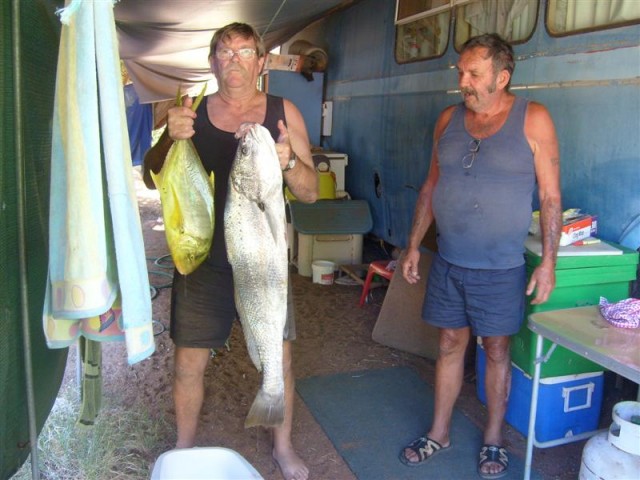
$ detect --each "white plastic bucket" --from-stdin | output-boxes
[312,260,335,285]
[150,447,263,479]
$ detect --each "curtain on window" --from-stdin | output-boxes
[461,0,537,41]
[551,0,640,33]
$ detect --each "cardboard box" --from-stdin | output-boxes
[560,215,593,246]
[264,54,304,72]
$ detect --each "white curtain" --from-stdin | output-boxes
[553,0,640,33]
[463,0,537,41]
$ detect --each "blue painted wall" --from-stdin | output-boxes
[316,0,640,249]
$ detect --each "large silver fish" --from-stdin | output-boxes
[224,122,288,428]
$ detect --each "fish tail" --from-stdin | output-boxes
[244,389,285,428]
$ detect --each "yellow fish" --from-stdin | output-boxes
[151,86,214,275]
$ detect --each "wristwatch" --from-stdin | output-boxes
[283,153,297,172]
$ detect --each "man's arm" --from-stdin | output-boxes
[401,105,455,284]
[525,101,562,305]
[278,99,318,203]
[142,129,174,189]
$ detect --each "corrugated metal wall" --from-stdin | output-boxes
[319,0,640,249]
[1,1,68,477]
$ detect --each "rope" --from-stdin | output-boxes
[262,0,287,38]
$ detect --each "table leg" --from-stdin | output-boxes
[524,332,544,480]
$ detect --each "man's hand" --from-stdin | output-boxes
[401,249,422,285]
[167,96,197,140]
[275,119,294,171]
[526,263,556,305]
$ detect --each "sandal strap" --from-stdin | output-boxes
[479,444,508,467]
[408,436,444,461]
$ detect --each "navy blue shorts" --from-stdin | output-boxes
[170,262,296,349]
[422,253,526,337]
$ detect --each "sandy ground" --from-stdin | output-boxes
[73,167,631,480]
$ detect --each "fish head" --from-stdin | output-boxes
[168,232,210,275]
[231,123,282,200]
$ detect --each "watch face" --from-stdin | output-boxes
[285,157,296,171]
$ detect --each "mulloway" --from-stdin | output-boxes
[224,122,288,428]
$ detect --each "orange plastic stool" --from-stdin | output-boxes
[359,259,395,306]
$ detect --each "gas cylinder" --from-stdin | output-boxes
[579,401,640,479]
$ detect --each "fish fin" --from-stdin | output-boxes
[244,389,285,428]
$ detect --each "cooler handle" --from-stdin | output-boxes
[562,382,594,412]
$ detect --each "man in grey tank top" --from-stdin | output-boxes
[399,34,562,479]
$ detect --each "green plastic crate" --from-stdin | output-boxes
[511,242,638,378]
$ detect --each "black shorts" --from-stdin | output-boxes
[170,262,296,349]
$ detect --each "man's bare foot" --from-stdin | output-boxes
[273,447,309,480]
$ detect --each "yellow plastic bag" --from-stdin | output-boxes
[151,86,214,275]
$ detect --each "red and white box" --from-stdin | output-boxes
[560,215,593,246]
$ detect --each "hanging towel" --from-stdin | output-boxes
[43,0,154,365]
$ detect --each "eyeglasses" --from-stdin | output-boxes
[462,138,481,169]
[215,48,256,60]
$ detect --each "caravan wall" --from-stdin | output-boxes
[291,0,640,250]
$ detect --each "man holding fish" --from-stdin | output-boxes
[144,22,317,480]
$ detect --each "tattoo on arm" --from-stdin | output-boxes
[541,199,562,264]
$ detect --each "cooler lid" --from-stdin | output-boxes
[289,199,372,235]
[525,236,639,269]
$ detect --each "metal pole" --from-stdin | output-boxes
[523,332,543,480]
[13,1,41,477]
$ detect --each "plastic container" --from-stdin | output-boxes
[318,171,337,199]
[298,234,363,277]
[150,447,263,479]
[511,242,638,378]
[579,401,640,479]
[312,260,335,285]
[476,346,604,443]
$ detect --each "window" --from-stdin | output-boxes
[395,0,452,62]
[547,0,640,35]
[454,0,539,50]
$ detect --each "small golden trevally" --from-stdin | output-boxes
[151,86,214,275]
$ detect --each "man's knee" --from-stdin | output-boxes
[438,328,470,356]
[174,347,210,381]
[482,336,510,364]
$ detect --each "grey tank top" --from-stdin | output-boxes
[432,97,535,269]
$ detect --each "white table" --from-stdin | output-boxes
[524,306,640,480]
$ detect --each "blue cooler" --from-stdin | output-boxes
[476,345,603,443]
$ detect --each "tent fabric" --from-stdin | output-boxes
[113,0,360,103]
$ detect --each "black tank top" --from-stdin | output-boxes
[192,94,285,268]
